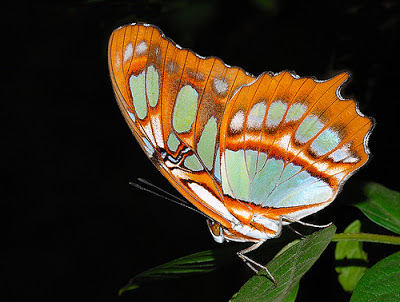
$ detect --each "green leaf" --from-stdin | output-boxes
[350,251,400,301]
[119,245,237,295]
[274,239,301,258]
[230,224,336,302]
[355,182,400,235]
[335,220,368,292]
[281,281,299,302]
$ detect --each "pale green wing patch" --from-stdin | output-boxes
[197,117,218,170]
[172,85,199,133]
[129,71,147,119]
[146,65,159,107]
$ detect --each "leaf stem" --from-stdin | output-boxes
[332,233,400,245]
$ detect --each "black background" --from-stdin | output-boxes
[5,0,399,301]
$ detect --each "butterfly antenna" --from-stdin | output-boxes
[137,178,189,204]
[130,178,210,219]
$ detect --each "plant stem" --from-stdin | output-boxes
[332,233,400,245]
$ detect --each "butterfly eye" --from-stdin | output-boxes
[207,220,225,243]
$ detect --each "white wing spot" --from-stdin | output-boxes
[124,43,133,62]
[213,78,229,95]
[277,134,291,150]
[114,51,121,71]
[230,111,244,132]
[313,161,329,172]
[151,116,164,148]
[343,156,360,163]
[329,143,352,162]
[135,41,148,56]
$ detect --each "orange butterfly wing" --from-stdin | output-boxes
[109,24,374,243]
[219,71,373,223]
[108,24,255,228]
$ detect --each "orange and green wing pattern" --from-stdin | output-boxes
[108,23,374,242]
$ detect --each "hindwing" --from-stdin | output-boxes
[218,71,373,220]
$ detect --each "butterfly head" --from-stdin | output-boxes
[207,220,226,243]
[207,219,269,244]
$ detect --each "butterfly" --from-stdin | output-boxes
[108,23,374,284]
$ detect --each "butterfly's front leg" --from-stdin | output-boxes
[280,215,333,229]
[277,215,333,238]
[274,216,285,239]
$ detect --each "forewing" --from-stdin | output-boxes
[108,24,256,227]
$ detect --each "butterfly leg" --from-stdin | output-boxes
[273,215,286,238]
[276,215,305,238]
[280,215,332,229]
[279,215,332,238]
[237,241,277,287]
[286,224,305,238]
